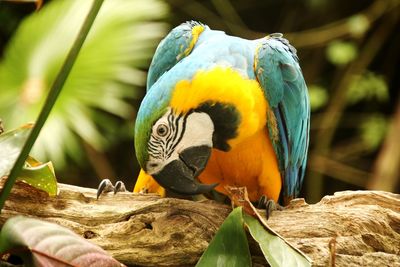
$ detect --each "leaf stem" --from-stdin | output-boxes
[0,0,105,212]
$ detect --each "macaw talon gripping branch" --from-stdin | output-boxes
[97,179,127,199]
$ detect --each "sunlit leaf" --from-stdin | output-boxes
[0,216,125,267]
[196,207,251,267]
[0,0,168,167]
[0,124,33,179]
[243,213,311,267]
[225,186,312,266]
[19,156,58,196]
[360,114,388,151]
[347,71,388,105]
[0,125,58,196]
[326,40,358,65]
[0,124,57,196]
[308,85,329,111]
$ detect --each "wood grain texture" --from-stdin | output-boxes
[0,181,399,267]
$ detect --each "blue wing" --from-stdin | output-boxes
[254,34,310,203]
[147,21,206,90]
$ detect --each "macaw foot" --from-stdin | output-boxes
[257,195,283,219]
[96,178,127,199]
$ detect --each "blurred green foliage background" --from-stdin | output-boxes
[0,0,399,203]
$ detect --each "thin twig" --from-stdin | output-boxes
[307,9,398,202]
[328,234,337,267]
[210,0,248,31]
[369,95,400,191]
[167,0,398,47]
[286,0,398,48]
[308,155,370,187]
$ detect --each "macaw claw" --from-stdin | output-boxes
[257,195,283,219]
[114,180,126,194]
[96,179,127,199]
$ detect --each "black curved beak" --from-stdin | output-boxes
[152,145,217,195]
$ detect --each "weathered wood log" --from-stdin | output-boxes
[0,181,399,267]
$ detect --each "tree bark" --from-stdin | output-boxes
[1,181,399,267]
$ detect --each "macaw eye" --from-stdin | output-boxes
[156,124,169,137]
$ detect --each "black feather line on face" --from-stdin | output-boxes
[194,101,240,151]
[168,113,188,157]
[165,112,175,149]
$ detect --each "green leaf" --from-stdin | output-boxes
[0,125,58,196]
[360,114,388,151]
[308,85,329,111]
[196,207,251,267]
[347,71,388,105]
[243,213,312,267]
[0,216,124,267]
[0,124,33,179]
[19,156,58,196]
[326,40,358,65]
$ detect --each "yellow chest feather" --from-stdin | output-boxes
[199,128,281,202]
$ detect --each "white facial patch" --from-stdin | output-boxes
[146,109,214,175]
[175,112,213,153]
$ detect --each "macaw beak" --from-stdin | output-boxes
[152,145,217,195]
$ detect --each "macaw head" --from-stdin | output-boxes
[134,67,242,195]
[135,98,217,195]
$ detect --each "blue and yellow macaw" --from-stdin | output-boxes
[133,21,310,205]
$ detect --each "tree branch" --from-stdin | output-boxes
[369,95,400,191]
[1,181,399,266]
